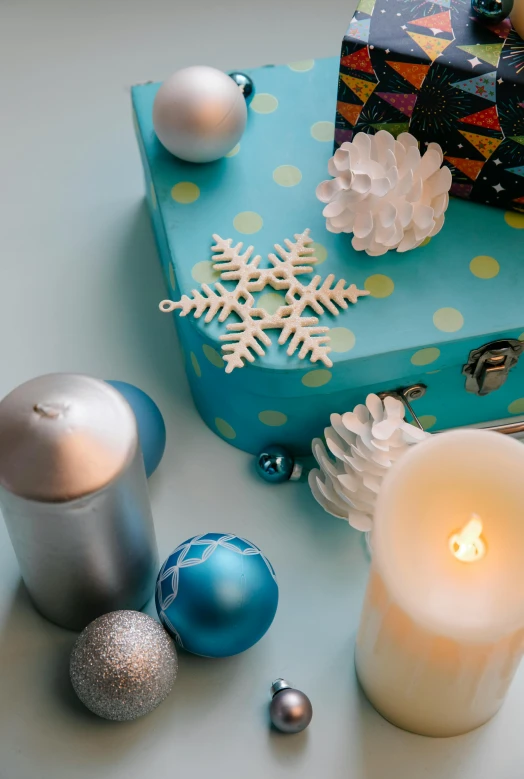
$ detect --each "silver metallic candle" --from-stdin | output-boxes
[0,374,159,631]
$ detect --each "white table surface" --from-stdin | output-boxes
[1,1,524,777]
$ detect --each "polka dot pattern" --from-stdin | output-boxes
[519,333,524,342]
[273,165,302,187]
[417,415,437,431]
[411,347,440,366]
[190,352,202,378]
[192,261,220,285]
[420,236,431,247]
[251,94,278,114]
[470,255,500,279]
[215,418,236,440]
[171,182,200,204]
[258,291,286,315]
[311,121,335,142]
[168,263,176,292]
[233,211,263,234]
[258,410,288,426]
[150,182,157,210]
[433,307,464,333]
[302,369,332,388]
[328,327,355,353]
[288,60,315,72]
[203,344,224,369]
[508,398,524,415]
[504,211,524,229]
[365,274,394,298]
[312,242,328,264]
[226,143,241,158]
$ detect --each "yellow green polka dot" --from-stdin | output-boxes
[365,274,394,298]
[508,398,524,415]
[192,261,220,285]
[420,236,431,247]
[311,121,335,142]
[171,182,200,204]
[258,410,288,427]
[251,93,279,114]
[426,369,441,375]
[519,333,524,342]
[273,165,302,187]
[203,344,224,369]
[328,327,355,353]
[233,211,263,234]
[258,291,286,315]
[411,347,440,366]
[414,415,437,430]
[190,352,201,378]
[312,242,328,264]
[470,255,500,279]
[168,263,176,291]
[226,143,241,158]
[288,60,315,72]
[215,418,236,439]
[150,182,157,210]
[302,369,332,388]
[504,211,524,229]
[433,307,464,333]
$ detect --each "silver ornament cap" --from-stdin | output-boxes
[70,611,178,721]
[269,679,313,734]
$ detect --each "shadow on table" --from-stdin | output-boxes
[0,579,248,772]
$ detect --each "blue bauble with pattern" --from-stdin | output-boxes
[156,533,279,657]
[106,381,166,478]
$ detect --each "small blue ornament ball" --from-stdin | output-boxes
[156,533,279,657]
[256,445,301,484]
[471,0,513,23]
[229,72,255,104]
[106,381,166,478]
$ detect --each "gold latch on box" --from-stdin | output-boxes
[463,340,523,396]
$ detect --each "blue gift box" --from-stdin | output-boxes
[132,57,524,455]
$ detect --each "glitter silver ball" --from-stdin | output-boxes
[70,610,178,721]
[269,679,313,733]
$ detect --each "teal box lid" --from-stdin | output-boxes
[131,57,524,452]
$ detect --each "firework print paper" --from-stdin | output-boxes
[337,0,524,212]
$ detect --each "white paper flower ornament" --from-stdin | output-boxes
[316,131,452,257]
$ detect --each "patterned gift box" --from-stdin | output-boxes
[337,0,524,212]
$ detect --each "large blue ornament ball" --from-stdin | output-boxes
[106,381,166,478]
[471,0,513,23]
[156,533,279,657]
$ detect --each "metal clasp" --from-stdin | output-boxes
[463,339,523,396]
[377,384,427,430]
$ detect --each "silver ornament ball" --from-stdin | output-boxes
[269,679,313,734]
[153,66,247,163]
[70,611,178,721]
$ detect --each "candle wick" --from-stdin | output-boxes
[33,403,62,419]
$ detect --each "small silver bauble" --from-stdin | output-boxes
[269,679,313,733]
[153,65,247,163]
[70,611,178,721]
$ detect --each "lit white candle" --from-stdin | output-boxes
[511,0,524,39]
[355,430,524,737]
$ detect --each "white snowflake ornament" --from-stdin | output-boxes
[160,229,369,372]
[316,131,452,256]
[309,393,430,531]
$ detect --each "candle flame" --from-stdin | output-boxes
[449,515,486,563]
